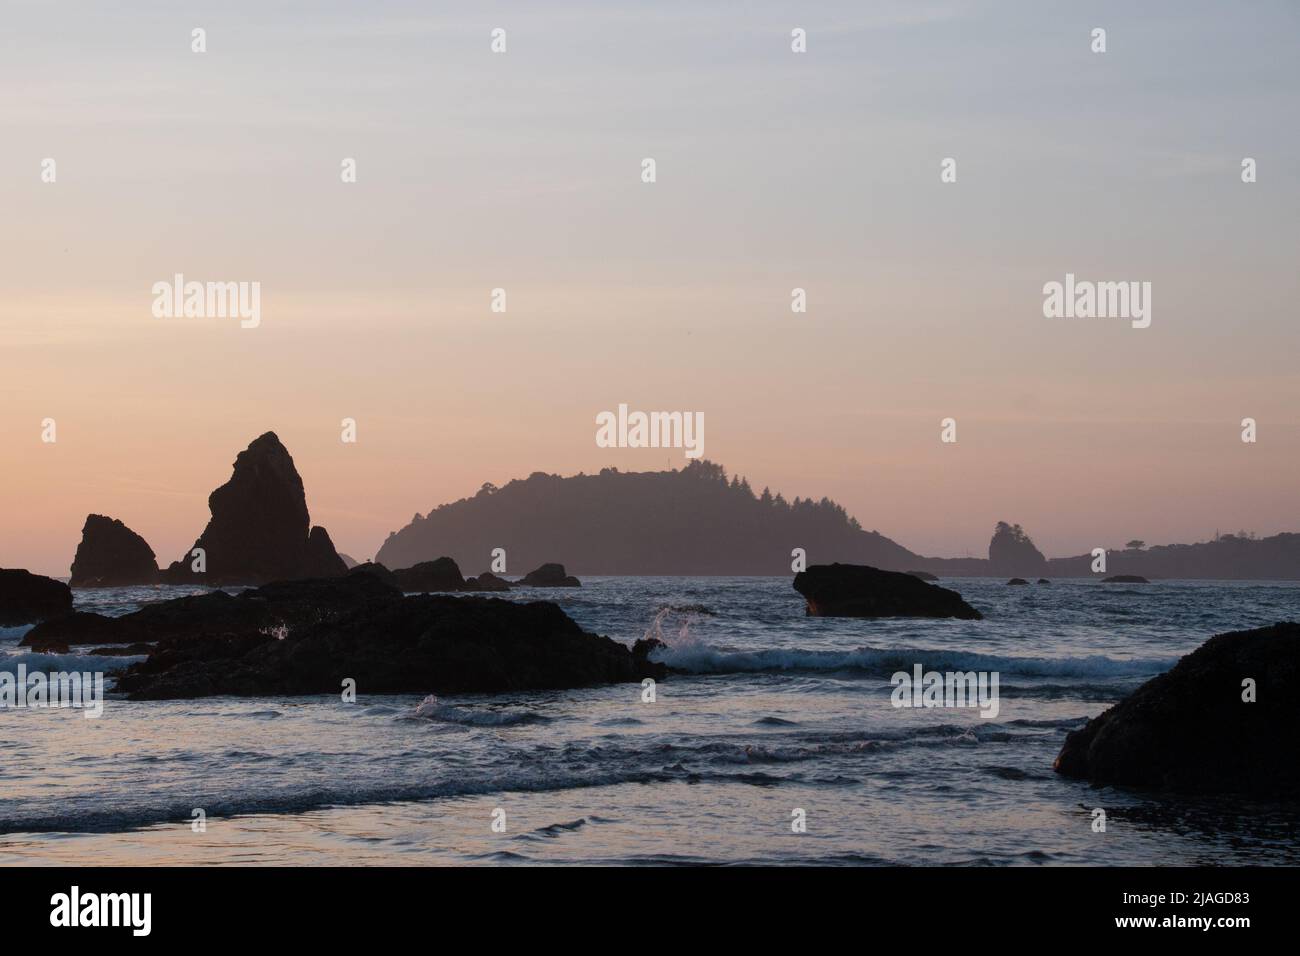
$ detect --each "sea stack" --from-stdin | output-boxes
[793,564,982,620]
[163,432,347,586]
[69,515,160,587]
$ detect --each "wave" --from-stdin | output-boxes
[649,642,1177,680]
[406,694,546,727]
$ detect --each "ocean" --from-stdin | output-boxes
[2,577,1298,865]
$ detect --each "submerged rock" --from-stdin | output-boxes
[517,563,581,587]
[1053,621,1300,796]
[1007,578,1029,586]
[1037,578,1051,585]
[1103,575,1150,583]
[69,514,159,587]
[0,569,73,626]
[106,579,661,699]
[162,432,347,586]
[792,564,982,620]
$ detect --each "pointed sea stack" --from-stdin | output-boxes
[162,432,347,586]
[69,515,160,587]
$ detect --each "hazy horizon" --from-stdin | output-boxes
[3,0,1298,576]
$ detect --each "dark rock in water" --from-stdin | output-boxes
[906,570,939,582]
[0,569,73,626]
[348,562,399,587]
[23,573,400,650]
[467,571,511,592]
[792,564,982,620]
[1037,578,1051,585]
[1007,577,1029,586]
[518,563,581,587]
[1103,574,1150,583]
[69,514,160,588]
[392,557,465,592]
[111,580,662,699]
[162,432,347,586]
[1054,622,1300,796]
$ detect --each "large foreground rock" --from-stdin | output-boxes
[69,514,159,587]
[163,432,347,585]
[0,569,73,626]
[1054,622,1300,796]
[103,579,662,699]
[793,563,982,620]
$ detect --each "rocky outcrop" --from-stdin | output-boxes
[76,577,666,699]
[162,432,347,585]
[23,573,397,650]
[0,569,73,626]
[392,558,465,592]
[68,515,159,587]
[906,570,939,581]
[1007,578,1029,586]
[1037,578,1051,585]
[792,564,982,620]
[1103,575,1150,583]
[517,563,581,587]
[988,522,1047,577]
[348,562,399,587]
[467,571,511,592]
[1054,622,1300,796]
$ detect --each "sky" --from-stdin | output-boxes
[2,0,1298,576]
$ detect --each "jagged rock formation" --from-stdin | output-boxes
[1054,622,1300,795]
[162,432,346,586]
[69,515,159,587]
[792,564,982,620]
[0,569,73,626]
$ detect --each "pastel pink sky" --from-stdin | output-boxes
[2,1,1298,576]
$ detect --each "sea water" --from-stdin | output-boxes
[2,577,1298,865]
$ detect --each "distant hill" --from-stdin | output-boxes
[375,461,1300,579]
[1045,533,1300,580]
[375,460,920,575]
